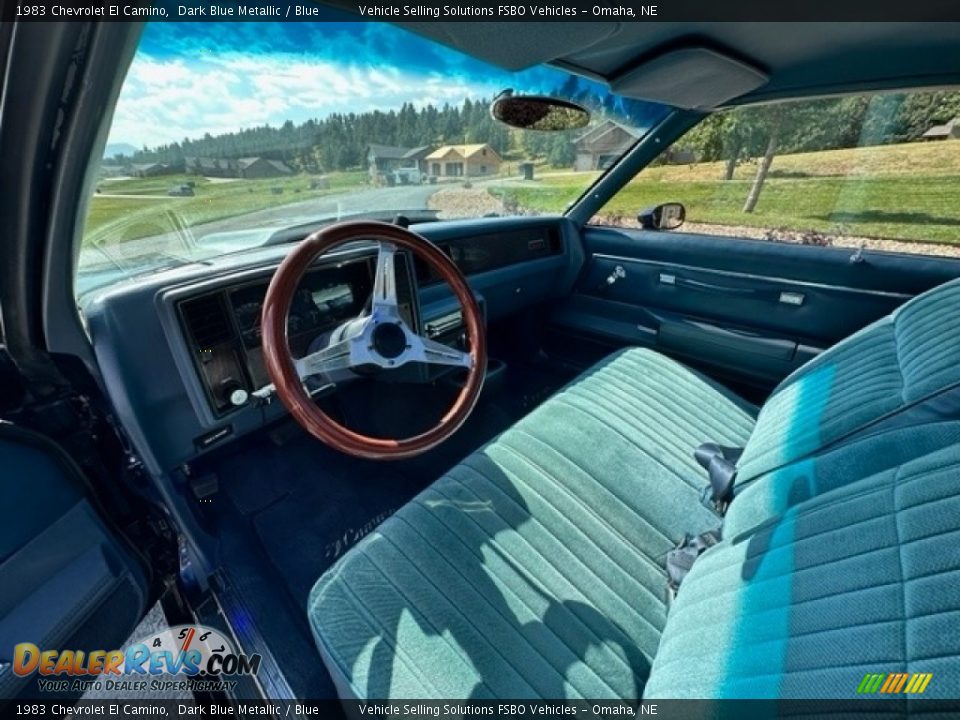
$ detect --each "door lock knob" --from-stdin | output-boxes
[603,265,627,288]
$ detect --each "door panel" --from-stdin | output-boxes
[549,226,960,393]
[0,424,149,700]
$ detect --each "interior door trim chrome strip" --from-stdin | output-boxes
[592,254,913,300]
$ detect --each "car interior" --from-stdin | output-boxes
[1,16,959,705]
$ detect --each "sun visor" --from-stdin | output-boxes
[398,22,623,71]
[611,48,768,110]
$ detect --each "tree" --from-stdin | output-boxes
[723,151,738,181]
[676,113,729,170]
[547,135,575,167]
[721,113,760,181]
[742,105,785,214]
[125,73,960,180]
[737,102,822,213]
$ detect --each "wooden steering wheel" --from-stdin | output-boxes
[260,221,487,460]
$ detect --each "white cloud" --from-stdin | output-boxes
[107,51,507,148]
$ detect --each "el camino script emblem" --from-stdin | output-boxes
[324,508,395,559]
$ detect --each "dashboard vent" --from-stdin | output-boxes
[180,293,234,349]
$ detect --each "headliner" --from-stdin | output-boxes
[398,22,960,108]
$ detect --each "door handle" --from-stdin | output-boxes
[659,272,804,305]
[660,273,757,296]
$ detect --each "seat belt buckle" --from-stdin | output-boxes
[695,442,741,514]
[699,484,729,514]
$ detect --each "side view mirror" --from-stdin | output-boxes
[638,202,685,230]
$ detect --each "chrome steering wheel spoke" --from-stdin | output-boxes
[294,335,358,379]
[297,318,471,377]
[407,333,473,368]
[371,241,400,318]
[293,240,470,379]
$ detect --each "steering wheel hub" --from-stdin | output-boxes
[371,321,408,360]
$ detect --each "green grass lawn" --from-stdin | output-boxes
[86,141,960,248]
[489,141,960,246]
[85,170,369,246]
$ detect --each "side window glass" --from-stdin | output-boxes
[592,91,960,258]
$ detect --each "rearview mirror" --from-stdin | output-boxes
[638,203,686,230]
[491,92,590,131]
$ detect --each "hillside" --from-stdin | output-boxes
[104,142,138,159]
[488,139,960,248]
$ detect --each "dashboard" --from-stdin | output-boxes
[178,255,416,414]
[81,216,582,473]
[414,224,563,284]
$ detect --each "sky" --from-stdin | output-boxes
[108,21,586,148]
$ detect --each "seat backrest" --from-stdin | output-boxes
[726,417,960,538]
[645,442,960,699]
[645,280,960,698]
[736,277,960,486]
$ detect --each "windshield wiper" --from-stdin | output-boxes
[86,237,129,273]
[80,208,203,279]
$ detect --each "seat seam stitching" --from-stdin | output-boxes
[658,576,909,651]
[369,528,566,698]
[593,360,756,433]
[543,399,693,485]
[567,388,739,468]
[495,437,678,557]
[389,510,627,696]
[336,560,450,697]
[511,427,709,546]
[667,540,903,617]
[585,364,755,440]
[437,469,665,640]
[442,467,665,638]
[491,442,671,602]
[405,494,644,685]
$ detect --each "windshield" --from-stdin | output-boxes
[77,21,669,296]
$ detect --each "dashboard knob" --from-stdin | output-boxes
[219,378,248,407]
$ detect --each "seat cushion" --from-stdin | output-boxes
[644,444,960,699]
[308,347,756,699]
[307,278,960,702]
[737,278,960,486]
